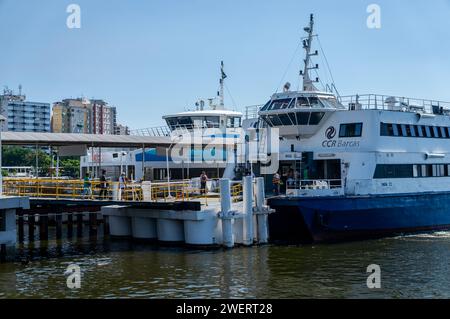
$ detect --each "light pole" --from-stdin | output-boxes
[0,115,7,196]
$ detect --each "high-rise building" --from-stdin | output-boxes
[115,123,130,135]
[51,98,91,133]
[0,87,50,132]
[91,99,117,135]
[51,97,120,134]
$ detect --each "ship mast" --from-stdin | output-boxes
[301,14,319,91]
[217,60,227,109]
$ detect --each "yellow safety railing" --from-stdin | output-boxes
[2,178,123,200]
[2,178,243,205]
[231,182,243,202]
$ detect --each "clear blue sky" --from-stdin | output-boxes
[1,0,450,129]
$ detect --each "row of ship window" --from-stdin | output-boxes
[260,112,325,126]
[380,122,450,138]
[373,164,450,179]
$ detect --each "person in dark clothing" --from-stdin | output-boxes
[99,170,108,199]
[200,171,208,195]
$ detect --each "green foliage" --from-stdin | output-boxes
[2,146,80,178]
[61,158,80,178]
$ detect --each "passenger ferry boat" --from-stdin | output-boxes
[260,14,450,243]
[80,62,244,182]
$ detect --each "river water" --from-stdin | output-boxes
[1,230,450,298]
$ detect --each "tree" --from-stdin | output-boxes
[61,158,80,178]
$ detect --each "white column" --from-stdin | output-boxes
[220,178,234,248]
[256,177,268,243]
[242,176,254,246]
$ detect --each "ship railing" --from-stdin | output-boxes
[339,94,450,115]
[286,179,342,191]
[130,126,171,137]
[244,105,263,120]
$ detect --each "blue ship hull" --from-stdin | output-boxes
[267,192,450,243]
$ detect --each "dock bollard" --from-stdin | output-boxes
[220,178,234,248]
[243,176,254,246]
[256,177,268,244]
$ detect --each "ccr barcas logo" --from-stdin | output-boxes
[322,126,360,148]
[325,126,336,139]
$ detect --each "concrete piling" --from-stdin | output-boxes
[67,213,74,238]
[55,214,62,240]
[243,176,254,246]
[220,178,234,248]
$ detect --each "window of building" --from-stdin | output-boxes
[339,123,363,138]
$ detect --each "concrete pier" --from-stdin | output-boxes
[101,178,271,248]
[0,197,30,261]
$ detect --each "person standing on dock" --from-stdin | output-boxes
[119,172,126,200]
[82,172,92,199]
[272,172,281,195]
[200,171,208,195]
[99,170,108,199]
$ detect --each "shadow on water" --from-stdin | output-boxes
[2,227,450,298]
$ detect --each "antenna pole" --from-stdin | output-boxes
[302,14,318,91]
[219,61,227,108]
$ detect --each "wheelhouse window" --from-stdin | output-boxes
[205,116,220,128]
[296,112,310,125]
[278,114,293,125]
[309,112,325,125]
[268,114,282,126]
[295,96,320,108]
[339,123,363,138]
[268,99,292,110]
[226,117,242,128]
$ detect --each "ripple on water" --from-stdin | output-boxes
[2,234,450,298]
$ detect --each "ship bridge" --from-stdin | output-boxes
[258,91,345,137]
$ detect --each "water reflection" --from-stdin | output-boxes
[2,231,450,298]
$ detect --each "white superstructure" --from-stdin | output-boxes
[252,14,450,198]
